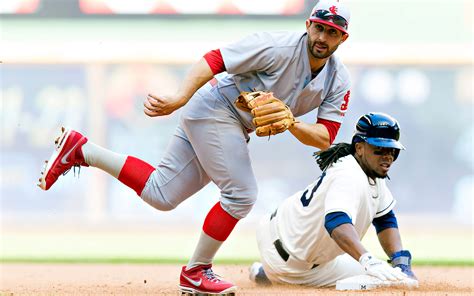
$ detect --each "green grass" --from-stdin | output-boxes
[2,222,472,267]
[411,259,474,266]
[1,257,472,266]
[0,257,257,265]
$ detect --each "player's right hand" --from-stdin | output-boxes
[144,93,186,116]
[359,252,408,281]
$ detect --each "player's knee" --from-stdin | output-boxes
[143,196,177,211]
[235,200,256,219]
[140,191,177,211]
[221,185,258,219]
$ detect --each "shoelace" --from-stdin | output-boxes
[202,269,221,283]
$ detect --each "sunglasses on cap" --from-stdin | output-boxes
[311,10,348,30]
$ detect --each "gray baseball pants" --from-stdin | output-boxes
[140,84,258,219]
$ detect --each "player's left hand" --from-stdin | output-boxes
[388,250,417,279]
[144,93,186,116]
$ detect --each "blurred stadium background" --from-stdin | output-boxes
[1,0,472,264]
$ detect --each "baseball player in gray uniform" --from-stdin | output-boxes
[38,0,352,294]
[250,112,417,288]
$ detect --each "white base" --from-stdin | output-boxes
[336,274,419,291]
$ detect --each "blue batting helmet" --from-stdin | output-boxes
[352,112,405,150]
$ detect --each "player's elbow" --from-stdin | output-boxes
[302,138,330,150]
[297,131,331,150]
[290,122,331,149]
[319,140,331,151]
[311,137,331,150]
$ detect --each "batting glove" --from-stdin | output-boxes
[359,252,408,281]
[389,250,417,279]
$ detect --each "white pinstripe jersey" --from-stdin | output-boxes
[275,155,396,266]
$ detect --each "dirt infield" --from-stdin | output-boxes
[1,264,472,295]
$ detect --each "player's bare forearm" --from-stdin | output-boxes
[330,223,368,261]
[377,227,403,257]
[288,122,331,150]
[176,57,214,103]
[144,58,214,116]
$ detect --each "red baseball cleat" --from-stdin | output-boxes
[38,127,88,190]
[179,264,237,295]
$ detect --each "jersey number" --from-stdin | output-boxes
[300,172,326,207]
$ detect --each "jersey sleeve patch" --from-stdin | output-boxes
[340,90,350,112]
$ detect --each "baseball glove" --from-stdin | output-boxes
[235,91,296,137]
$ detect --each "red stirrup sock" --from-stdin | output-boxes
[117,156,155,196]
[203,202,239,241]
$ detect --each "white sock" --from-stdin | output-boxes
[186,231,223,270]
[81,142,127,178]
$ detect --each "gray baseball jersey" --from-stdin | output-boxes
[219,31,351,130]
[141,31,351,220]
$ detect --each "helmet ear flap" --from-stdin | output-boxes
[393,149,400,161]
[351,135,364,144]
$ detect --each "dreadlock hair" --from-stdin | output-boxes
[314,142,354,171]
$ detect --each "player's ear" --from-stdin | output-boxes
[355,142,364,157]
[306,20,311,30]
[340,33,349,44]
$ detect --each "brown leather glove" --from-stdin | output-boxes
[235,91,296,137]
